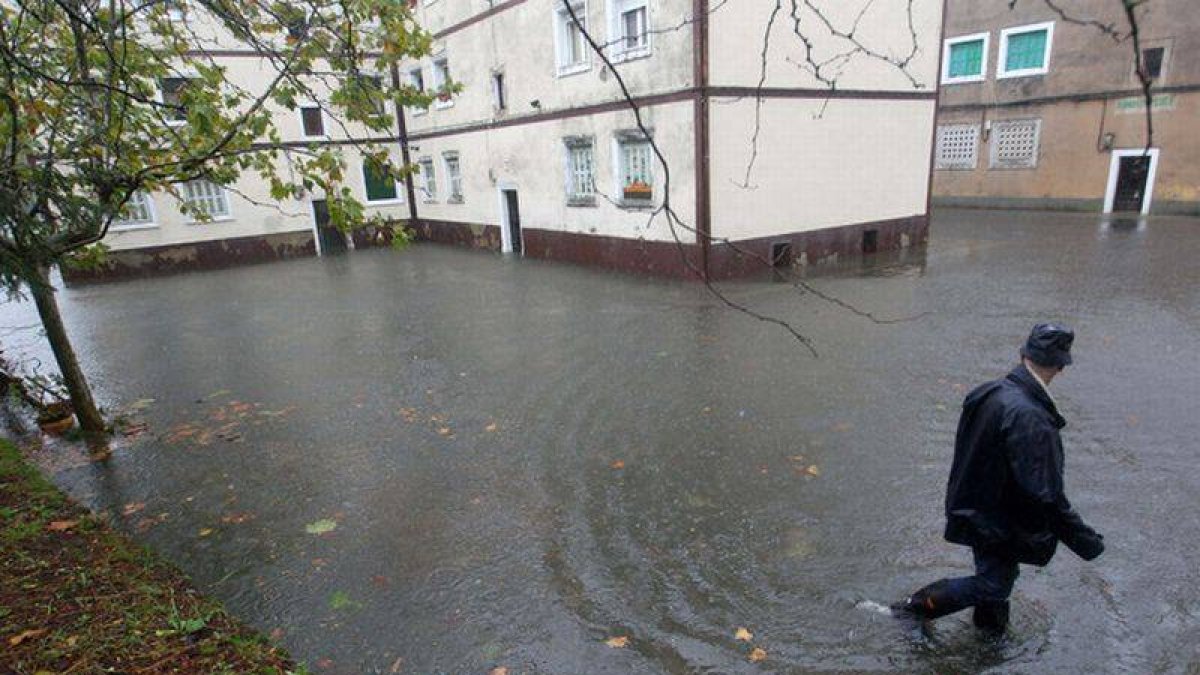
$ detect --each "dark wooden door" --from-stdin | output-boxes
[312,200,347,255]
[504,190,522,254]
[1113,156,1151,212]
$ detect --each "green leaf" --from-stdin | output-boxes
[304,518,337,535]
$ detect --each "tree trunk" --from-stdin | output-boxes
[29,265,106,433]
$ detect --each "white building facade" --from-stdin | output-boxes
[85,0,943,281]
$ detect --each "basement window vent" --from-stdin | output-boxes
[771,242,793,268]
[862,229,878,254]
[989,118,1041,169]
[935,124,980,170]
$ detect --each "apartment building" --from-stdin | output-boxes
[933,0,1200,215]
[81,0,944,281]
[399,0,942,278]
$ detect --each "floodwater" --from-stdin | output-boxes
[3,209,1199,673]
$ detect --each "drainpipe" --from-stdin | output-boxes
[692,0,711,280]
[390,63,420,227]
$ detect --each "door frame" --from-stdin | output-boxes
[497,183,522,254]
[1103,147,1160,215]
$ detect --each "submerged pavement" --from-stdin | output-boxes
[3,209,1199,673]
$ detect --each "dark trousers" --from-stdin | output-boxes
[937,547,1020,613]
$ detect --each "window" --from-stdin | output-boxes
[617,133,652,204]
[555,2,589,76]
[941,33,988,84]
[409,67,427,115]
[1141,46,1165,80]
[113,191,155,229]
[164,0,185,20]
[299,105,325,138]
[362,159,402,203]
[182,180,231,220]
[492,72,506,112]
[564,136,595,205]
[935,124,980,170]
[443,152,462,203]
[418,157,437,201]
[358,74,388,116]
[160,77,190,125]
[998,22,1053,78]
[989,119,1041,169]
[610,0,648,58]
[432,57,453,108]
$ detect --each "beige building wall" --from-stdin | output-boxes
[710,98,935,241]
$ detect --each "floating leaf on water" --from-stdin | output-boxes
[206,389,233,400]
[121,502,146,516]
[127,398,156,412]
[604,636,629,648]
[805,465,821,477]
[749,647,767,662]
[198,527,214,537]
[484,422,498,432]
[610,459,625,470]
[437,427,453,437]
[734,627,753,642]
[488,668,508,675]
[305,518,337,535]
[390,656,405,673]
[329,590,361,611]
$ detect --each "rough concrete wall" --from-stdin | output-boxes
[709,98,935,241]
[708,0,942,91]
[934,92,1200,208]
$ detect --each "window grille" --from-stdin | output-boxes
[935,124,980,170]
[564,138,595,202]
[183,180,230,219]
[619,138,652,201]
[419,158,437,200]
[989,119,1041,169]
[115,191,153,226]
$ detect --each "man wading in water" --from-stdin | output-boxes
[893,324,1105,633]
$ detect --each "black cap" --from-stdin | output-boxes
[1020,323,1074,368]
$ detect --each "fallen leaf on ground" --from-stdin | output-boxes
[8,628,47,646]
[610,460,625,470]
[605,636,629,648]
[305,518,338,535]
[488,668,508,675]
[121,502,146,516]
[198,527,214,537]
[749,647,767,662]
[47,520,78,532]
[735,627,753,642]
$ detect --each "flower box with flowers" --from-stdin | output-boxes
[623,180,652,200]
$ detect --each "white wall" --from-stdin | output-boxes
[709,97,934,241]
[414,100,695,241]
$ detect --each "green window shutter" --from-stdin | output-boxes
[364,161,397,202]
[948,39,984,78]
[1005,30,1047,71]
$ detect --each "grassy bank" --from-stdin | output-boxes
[0,439,299,674]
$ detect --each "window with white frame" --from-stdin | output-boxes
[160,77,191,125]
[432,57,453,108]
[989,119,1041,169]
[362,158,402,203]
[935,124,981,170]
[298,105,325,138]
[554,2,589,76]
[941,33,988,84]
[609,0,649,59]
[113,191,155,229]
[998,22,1053,78]
[359,74,388,116]
[409,67,427,114]
[617,133,653,204]
[418,157,437,201]
[443,152,463,203]
[182,180,231,220]
[564,136,595,205]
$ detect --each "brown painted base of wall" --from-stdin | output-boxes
[408,214,928,280]
[63,230,316,285]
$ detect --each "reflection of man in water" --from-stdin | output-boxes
[893,324,1105,632]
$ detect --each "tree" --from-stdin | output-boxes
[0,0,436,433]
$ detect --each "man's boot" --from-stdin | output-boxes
[891,580,965,621]
[972,600,1010,635]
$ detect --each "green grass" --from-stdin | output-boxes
[0,438,303,674]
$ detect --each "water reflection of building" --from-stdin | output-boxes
[79,0,944,282]
[933,0,1199,216]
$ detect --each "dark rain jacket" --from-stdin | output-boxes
[943,364,1104,566]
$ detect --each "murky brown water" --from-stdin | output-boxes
[4,209,1199,673]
